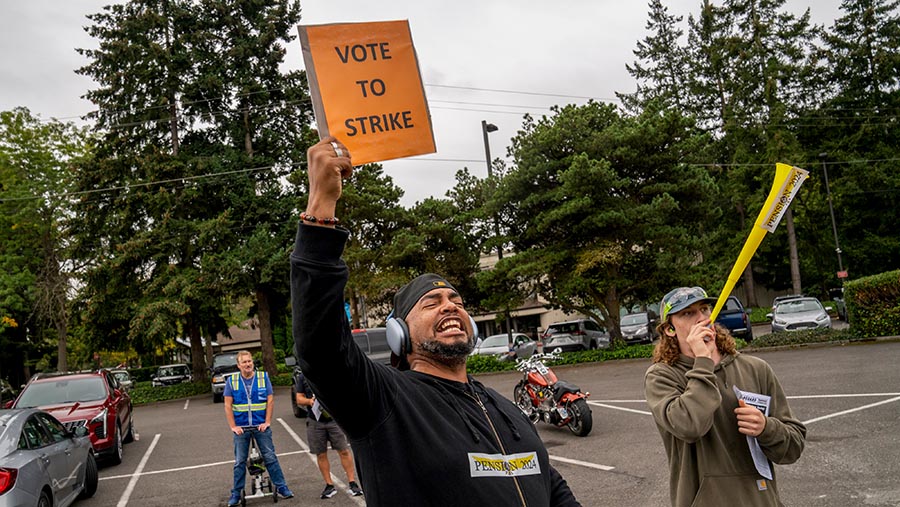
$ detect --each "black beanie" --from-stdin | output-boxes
[392,273,456,320]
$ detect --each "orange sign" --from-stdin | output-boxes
[298,20,436,165]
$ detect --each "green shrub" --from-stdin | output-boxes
[271,372,293,386]
[130,381,210,405]
[845,270,900,338]
[748,327,856,348]
[748,307,771,324]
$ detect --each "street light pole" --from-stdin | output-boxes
[482,120,513,343]
[819,153,845,274]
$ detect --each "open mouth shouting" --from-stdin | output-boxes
[435,317,466,337]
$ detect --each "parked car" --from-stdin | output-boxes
[470,333,539,359]
[768,297,832,333]
[351,327,392,366]
[108,369,134,392]
[772,294,805,310]
[151,363,192,388]
[620,311,659,344]
[0,408,98,506]
[715,296,754,342]
[9,370,134,464]
[210,353,241,403]
[541,319,609,352]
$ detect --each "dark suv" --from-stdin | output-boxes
[286,327,391,418]
[715,296,753,342]
[210,352,240,403]
[9,370,134,464]
[351,327,391,365]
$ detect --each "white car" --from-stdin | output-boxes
[470,333,538,359]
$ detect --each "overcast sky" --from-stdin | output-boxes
[1,0,841,206]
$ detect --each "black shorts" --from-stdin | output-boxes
[306,418,350,455]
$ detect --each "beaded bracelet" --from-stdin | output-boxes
[300,212,340,226]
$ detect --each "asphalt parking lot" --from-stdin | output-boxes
[79,339,899,507]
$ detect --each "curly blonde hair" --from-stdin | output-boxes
[651,320,737,365]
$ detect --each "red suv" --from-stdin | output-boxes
[7,370,134,464]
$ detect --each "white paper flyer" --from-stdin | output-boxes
[733,385,773,480]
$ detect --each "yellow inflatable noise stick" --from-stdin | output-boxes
[709,163,810,323]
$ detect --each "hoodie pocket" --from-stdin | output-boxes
[691,474,781,507]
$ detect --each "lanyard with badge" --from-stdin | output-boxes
[242,374,255,423]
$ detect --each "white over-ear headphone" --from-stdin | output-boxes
[385,312,480,357]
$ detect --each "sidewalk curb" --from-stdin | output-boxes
[742,335,900,353]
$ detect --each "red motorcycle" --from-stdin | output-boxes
[512,351,593,436]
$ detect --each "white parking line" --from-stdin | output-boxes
[277,417,366,505]
[803,395,900,425]
[592,393,900,426]
[788,392,900,399]
[549,454,615,471]
[183,399,190,410]
[588,401,652,416]
[116,433,160,507]
[100,450,310,481]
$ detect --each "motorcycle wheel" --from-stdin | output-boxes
[513,382,539,422]
[566,399,593,437]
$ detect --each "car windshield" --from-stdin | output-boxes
[17,377,107,407]
[547,323,578,334]
[213,355,238,368]
[159,366,188,376]
[621,314,648,326]
[481,335,509,348]
[778,300,822,314]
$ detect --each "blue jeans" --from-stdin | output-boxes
[232,427,287,495]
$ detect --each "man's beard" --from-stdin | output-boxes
[418,335,475,368]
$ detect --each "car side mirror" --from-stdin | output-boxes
[766,313,773,320]
[73,426,89,438]
[3,400,13,409]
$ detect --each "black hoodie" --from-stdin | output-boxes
[292,224,580,506]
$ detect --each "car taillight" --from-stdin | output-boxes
[0,467,18,495]
[572,330,585,335]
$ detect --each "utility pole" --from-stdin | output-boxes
[482,120,514,345]
[819,153,846,277]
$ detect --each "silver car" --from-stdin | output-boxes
[768,297,832,333]
[470,333,538,359]
[0,408,98,507]
[542,319,610,352]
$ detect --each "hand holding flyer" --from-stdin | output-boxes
[733,385,773,480]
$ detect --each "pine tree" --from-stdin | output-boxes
[620,0,690,113]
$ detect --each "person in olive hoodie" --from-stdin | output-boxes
[645,287,807,507]
[291,137,580,507]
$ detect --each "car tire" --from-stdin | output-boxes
[123,411,135,443]
[79,452,99,499]
[38,489,51,507]
[107,423,123,465]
